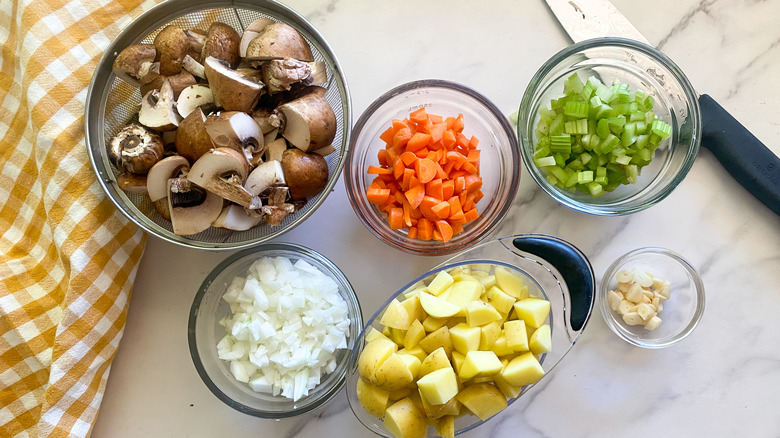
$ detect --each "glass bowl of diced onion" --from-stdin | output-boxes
[188,242,362,417]
[599,247,705,348]
[517,37,701,215]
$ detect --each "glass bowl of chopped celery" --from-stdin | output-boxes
[599,247,705,348]
[517,38,701,215]
[187,242,362,417]
[345,79,522,256]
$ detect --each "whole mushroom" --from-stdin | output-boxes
[201,22,241,68]
[154,25,190,76]
[112,44,157,87]
[108,124,164,174]
[281,148,328,200]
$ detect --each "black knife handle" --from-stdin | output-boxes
[699,94,780,215]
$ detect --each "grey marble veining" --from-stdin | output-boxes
[92,1,780,437]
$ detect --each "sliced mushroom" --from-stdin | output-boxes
[116,172,148,194]
[278,86,336,152]
[112,44,157,87]
[154,25,190,76]
[140,69,197,100]
[203,57,264,113]
[312,144,336,156]
[108,123,164,174]
[263,128,279,145]
[266,186,289,206]
[251,108,283,134]
[177,84,214,118]
[175,108,214,163]
[181,54,206,79]
[261,203,295,226]
[202,22,241,68]
[244,160,285,196]
[168,179,223,235]
[264,138,287,162]
[281,148,329,201]
[138,78,181,131]
[261,58,327,94]
[203,111,263,162]
[147,155,190,220]
[185,29,207,62]
[245,22,314,64]
[187,148,261,209]
[212,204,263,231]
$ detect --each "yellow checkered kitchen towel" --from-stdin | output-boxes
[1,0,162,436]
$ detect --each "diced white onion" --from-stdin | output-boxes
[218,256,350,401]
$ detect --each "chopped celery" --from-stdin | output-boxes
[533,73,673,195]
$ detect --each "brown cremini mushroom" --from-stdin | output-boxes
[147,155,190,220]
[201,22,241,68]
[154,25,190,76]
[203,111,263,164]
[261,58,327,94]
[113,44,157,87]
[167,179,223,235]
[245,22,313,63]
[140,69,197,100]
[176,84,214,119]
[211,204,263,231]
[138,78,181,131]
[108,123,164,174]
[277,86,336,152]
[187,148,261,209]
[175,108,215,163]
[203,57,264,113]
[281,148,328,200]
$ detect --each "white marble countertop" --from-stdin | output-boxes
[92,0,780,437]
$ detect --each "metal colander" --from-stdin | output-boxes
[85,0,351,250]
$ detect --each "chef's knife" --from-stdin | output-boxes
[544,0,780,215]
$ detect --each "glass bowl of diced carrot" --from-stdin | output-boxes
[345,80,521,256]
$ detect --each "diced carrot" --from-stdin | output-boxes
[406,132,432,152]
[435,220,454,242]
[417,218,434,241]
[409,107,428,124]
[393,158,406,180]
[431,201,450,219]
[425,178,444,200]
[416,158,437,184]
[366,110,482,242]
[442,129,456,149]
[367,187,390,204]
[400,151,418,166]
[388,207,403,229]
[404,183,425,209]
[393,127,412,149]
[379,126,396,144]
[463,207,479,223]
[368,165,392,175]
[377,149,389,166]
[464,174,482,193]
[447,196,462,215]
[442,180,455,200]
[428,123,447,143]
[419,196,441,221]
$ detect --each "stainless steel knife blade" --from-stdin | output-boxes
[544,0,650,45]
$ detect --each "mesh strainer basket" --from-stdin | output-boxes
[85,0,351,250]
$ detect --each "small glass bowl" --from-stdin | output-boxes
[345,80,521,256]
[599,247,705,348]
[517,38,701,215]
[188,242,362,417]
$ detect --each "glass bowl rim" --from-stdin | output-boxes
[344,78,522,255]
[187,241,363,417]
[517,37,702,216]
[598,246,706,348]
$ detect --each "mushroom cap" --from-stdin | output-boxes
[203,57,264,113]
[147,155,190,202]
[278,86,336,152]
[108,123,164,174]
[168,183,223,236]
[138,78,181,132]
[187,148,257,208]
[245,22,313,62]
[140,70,197,100]
[212,204,263,231]
[175,108,214,163]
[281,148,329,200]
[203,110,263,158]
[154,25,190,76]
[202,22,241,68]
[112,44,157,86]
[176,84,214,119]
